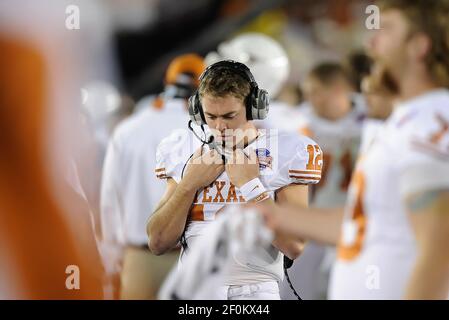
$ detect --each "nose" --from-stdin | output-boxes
[215,118,227,132]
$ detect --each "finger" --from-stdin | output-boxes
[234,149,246,164]
[189,147,205,165]
[227,150,237,164]
[191,146,204,160]
[216,165,225,174]
[248,148,258,162]
[246,148,258,165]
[209,150,225,164]
[203,150,220,165]
[254,203,281,230]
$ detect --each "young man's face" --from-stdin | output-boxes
[303,76,350,120]
[369,9,411,87]
[201,94,249,144]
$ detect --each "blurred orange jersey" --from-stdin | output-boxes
[0,19,104,299]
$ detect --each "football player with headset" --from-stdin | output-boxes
[147,60,324,300]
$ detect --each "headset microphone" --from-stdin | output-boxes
[188,120,214,145]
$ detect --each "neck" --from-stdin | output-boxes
[397,66,441,102]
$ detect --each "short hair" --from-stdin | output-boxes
[378,0,449,88]
[198,67,251,102]
[308,62,350,87]
[344,51,373,92]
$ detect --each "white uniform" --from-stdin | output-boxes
[158,206,276,300]
[281,95,365,300]
[156,129,323,298]
[297,95,366,207]
[100,98,189,255]
[330,89,449,299]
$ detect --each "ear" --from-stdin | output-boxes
[409,33,432,62]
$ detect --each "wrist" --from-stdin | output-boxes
[178,180,198,194]
[235,174,259,188]
[239,177,270,203]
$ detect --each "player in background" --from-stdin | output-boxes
[258,0,449,299]
[299,63,366,208]
[205,32,303,132]
[281,62,366,299]
[148,60,322,299]
[100,54,205,299]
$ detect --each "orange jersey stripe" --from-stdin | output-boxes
[289,169,321,175]
[289,175,321,181]
[189,204,204,221]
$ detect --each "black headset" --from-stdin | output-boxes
[188,60,270,126]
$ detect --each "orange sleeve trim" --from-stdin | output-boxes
[289,169,321,175]
[289,175,321,181]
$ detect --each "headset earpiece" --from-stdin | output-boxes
[253,88,269,120]
[188,92,206,126]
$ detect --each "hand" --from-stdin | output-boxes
[255,202,300,237]
[180,147,224,191]
[225,149,259,188]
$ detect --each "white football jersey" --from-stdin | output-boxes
[330,89,449,299]
[156,128,323,285]
[297,95,366,207]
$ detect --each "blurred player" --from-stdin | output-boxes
[147,60,322,299]
[258,0,449,299]
[299,62,366,207]
[100,54,205,299]
[281,62,366,299]
[206,32,303,132]
[0,0,105,299]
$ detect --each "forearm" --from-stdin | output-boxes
[405,247,449,299]
[405,190,449,299]
[272,234,304,260]
[147,181,197,255]
[276,205,344,246]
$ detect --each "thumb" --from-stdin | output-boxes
[193,146,205,158]
[189,146,204,164]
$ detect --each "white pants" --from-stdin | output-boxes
[216,281,280,300]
